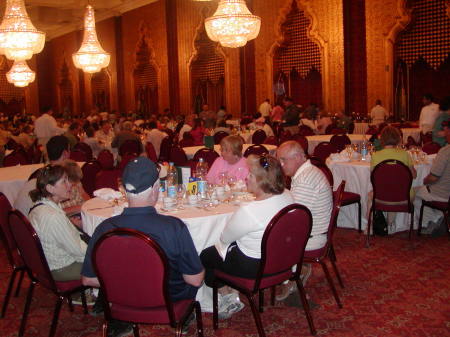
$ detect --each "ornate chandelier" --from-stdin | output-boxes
[0,0,46,61]
[205,0,261,48]
[72,5,110,74]
[6,60,35,87]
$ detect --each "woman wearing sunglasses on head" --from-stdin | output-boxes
[200,154,294,319]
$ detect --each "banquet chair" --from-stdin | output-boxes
[97,149,115,170]
[292,134,309,155]
[119,139,142,157]
[406,136,419,149]
[422,142,441,155]
[193,148,219,169]
[298,125,315,136]
[3,149,29,167]
[278,129,292,144]
[118,153,138,171]
[330,134,351,152]
[331,128,345,135]
[0,194,26,318]
[73,142,93,161]
[324,124,337,135]
[420,132,432,145]
[366,160,414,246]
[212,204,315,337]
[169,146,189,166]
[81,160,102,197]
[348,122,355,134]
[243,144,269,158]
[8,210,88,337]
[92,228,204,337]
[312,142,338,162]
[179,137,195,148]
[418,196,450,236]
[214,131,229,145]
[304,181,346,308]
[252,129,267,145]
[69,149,88,162]
[159,136,173,162]
[310,157,362,232]
[145,142,158,162]
[263,136,278,146]
[95,169,121,191]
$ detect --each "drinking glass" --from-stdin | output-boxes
[345,144,353,159]
[176,184,186,209]
[228,175,237,190]
[218,172,228,186]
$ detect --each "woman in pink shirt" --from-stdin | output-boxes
[207,135,249,184]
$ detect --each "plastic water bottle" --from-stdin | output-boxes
[361,134,368,161]
[166,162,178,198]
[196,158,208,198]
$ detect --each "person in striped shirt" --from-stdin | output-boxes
[276,141,333,301]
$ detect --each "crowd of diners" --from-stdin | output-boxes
[1,93,449,337]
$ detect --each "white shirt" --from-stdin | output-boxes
[370,105,388,125]
[178,124,192,141]
[217,190,294,259]
[95,129,115,146]
[259,101,272,117]
[290,160,332,251]
[419,103,440,133]
[83,137,103,157]
[34,113,65,139]
[146,129,168,157]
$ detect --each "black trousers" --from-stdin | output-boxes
[200,243,260,288]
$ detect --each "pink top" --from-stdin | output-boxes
[190,127,206,146]
[271,105,284,122]
[206,157,249,184]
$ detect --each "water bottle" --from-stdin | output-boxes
[361,134,368,161]
[196,158,208,198]
[166,162,178,198]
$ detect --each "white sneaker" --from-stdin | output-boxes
[218,293,245,319]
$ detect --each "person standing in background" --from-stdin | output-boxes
[34,106,65,148]
[259,99,272,122]
[419,94,440,134]
[370,99,388,126]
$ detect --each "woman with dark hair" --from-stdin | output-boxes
[200,155,293,318]
[28,165,87,281]
[432,96,450,146]
[189,117,208,145]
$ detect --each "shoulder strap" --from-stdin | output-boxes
[28,202,44,215]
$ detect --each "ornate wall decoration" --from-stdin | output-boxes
[58,56,74,118]
[0,55,25,113]
[91,69,111,112]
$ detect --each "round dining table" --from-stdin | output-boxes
[81,196,241,312]
[306,134,366,155]
[182,144,277,160]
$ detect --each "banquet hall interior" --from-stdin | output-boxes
[0,0,449,337]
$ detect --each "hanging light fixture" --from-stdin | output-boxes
[205,0,261,48]
[0,0,46,61]
[6,60,35,87]
[72,5,110,74]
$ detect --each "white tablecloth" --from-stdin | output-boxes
[183,144,277,160]
[327,156,433,232]
[306,134,366,154]
[354,123,369,134]
[401,128,421,143]
[81,197,240,312]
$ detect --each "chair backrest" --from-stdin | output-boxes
[252,129,267,145]
[193,148,219,168]
[8,210,56,291]
[256,204,312,290]
[420,132,432,145]
[69,150,88,162]
[371,159,413,212]
[214,131,229,145]
[291,134,309,154]
[92,228,177,323]
[81,160,102,197]
[95,169,120,191]
[298,125,315,136]
[325,181,345,245]
[30,144,43,164]
[330,134,351,152]
[309,156,334,187]
[179,137,195,148]
[74,142,93,161]
[263,136,278,146]
[243,144,269,158]
[3,149,29,167]
[119,139,142,157]
[159,136,172,162]
[145,142,158,162]
[324,123,337,135]
[118,153,138,171]
[278,130,292,144]
[422,142,441,155]
[313,141,338,162]
[0,193,22,268]
[169,146,188,166]
[97,149,115,170]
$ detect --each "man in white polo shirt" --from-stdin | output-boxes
[419,94,440,134]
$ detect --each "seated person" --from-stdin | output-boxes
[190,118,208,146]
[255,116,274,138]
[206,135,249,184]
[316,110,332,135]
[83,127,102,158]
[432,97,450,147]
[213,120,231,135]
[28,165,87,281]
[336,110,352,132]
[61,160,90,217]
[200,155,294,318]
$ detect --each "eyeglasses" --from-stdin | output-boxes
[259,155,270,170]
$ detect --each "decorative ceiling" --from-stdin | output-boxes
[0,0,158,41]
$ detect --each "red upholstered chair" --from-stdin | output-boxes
[159,136,172,162]
[8,210,88,337]
[3,149,29,166]
[119,139,142,157]
[366,160,414,246]
[291,134,309,155]
[214,131,229,145]
[118,153,138,171]
[324,124,337,135]
[169,146,189,166]
[243,144,269,158]
[422,142,441,155]
[95,169,121,191]
[331,128,345,135]
[298,124,315,136]
[69,149,88,162]
[97,149,115,170]
[81,160,102,197]
[330,134,351,152]
[193,148,220,169]
[252,129,267,145]
[406,136,419,149]
[304,181,346,308]
[313,142,338,162]
[27,142,43,164]
[179,137,195,148]
[278,129,292,144]
[145,142,158,162]
[418,196,450,236]
[263,136,278,146]
[0,194,26,318]
[92,228,204,337]
[73,142,93,161]
[420,132,432,145]
[212,204,315,336]
[348,122,355,134]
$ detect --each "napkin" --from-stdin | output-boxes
[329,152,350,162]
[93,188,123,201]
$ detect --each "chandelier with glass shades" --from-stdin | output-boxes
[73,5,110,74]
[0,0,46,61]
[6,60,35,87]
[205,0,261,48]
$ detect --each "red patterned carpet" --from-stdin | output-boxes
[0,229,449,337]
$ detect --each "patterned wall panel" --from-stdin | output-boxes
[91,70,110,112]
[58,58,74,117]
[0,56,26,116]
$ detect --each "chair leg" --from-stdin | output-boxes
[67,295,74,312]
[102,321,108,337]
[14,269,25,297]
[80,288,88,314]
[18,281,36,337]
[320,261,342,308]
[194,301,204,337]
[295,280,316,335]
[1,268,18,318]
[246,293,266,337]
[212,283,219,330]
[418,203,425,236]
[133,324,140,337]
[409,208,414,240]
[49,296,63,337]
[270,286,275,306]
[329,247,344,288]
[259,290,264,313]
[357,201,362,233]
[365,206,373,248]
